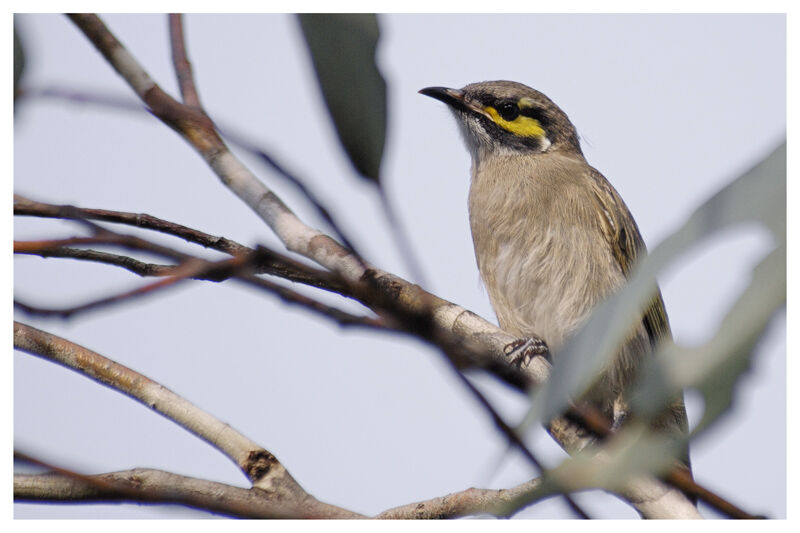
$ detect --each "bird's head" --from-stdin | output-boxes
[419,80,582,158]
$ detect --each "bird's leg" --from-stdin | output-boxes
[504,336,550,367]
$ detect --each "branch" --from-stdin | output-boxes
[171,14,366,262]
[13,466,543,519]
[14,194,347,293]
[14,321,328,507]
[14,256,232,318]
[14,194,248,254]
[21,85,145,112]
[217,124,368,261]
[378,478,543,519]
[15,235,385,329]
[168,14,200,108]
[15,468,362,519]
[68,13,364,281]
[16,246,175,277]
[13,449,553,520]
[10,326,556,519]
[14,226,191,264]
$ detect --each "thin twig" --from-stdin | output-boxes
[237,262,388,330]
[14,193,248,254]
[15,235,385,328]
[14,233,190,262]
[16,246,180,277]
[22,85,144,112]
[16,245,388,328]
[168,13,200,108]
[15,257,219,318]
[14,195,348,293]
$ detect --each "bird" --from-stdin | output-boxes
[419,80,691,473]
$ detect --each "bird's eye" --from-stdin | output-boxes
[496,101,520,121]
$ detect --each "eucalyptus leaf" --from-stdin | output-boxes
[632,243,785,434]
[536,241,784,501]
[508,420,692,518]
[14,20,26,99]
[298,14,387,184]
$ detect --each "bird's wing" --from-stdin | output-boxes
[588,167,673,344]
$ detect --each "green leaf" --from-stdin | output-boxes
[506,420,692,516]
[535,241,785,497]
[14,19,26,100]
[632,242,785,434]
[298,14,387,184]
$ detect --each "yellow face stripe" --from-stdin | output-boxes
[485,106,546,138]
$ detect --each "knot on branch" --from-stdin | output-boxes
[245,450,278,482]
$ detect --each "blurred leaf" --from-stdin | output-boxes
[504,420,690,517]
[536,242,785,499]
[14,20,26,100]
[523,142,786,428]
[298,14,387,184]
[632,243,785,434]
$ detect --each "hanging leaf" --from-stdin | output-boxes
[632,243,785,434]
[14,19,26,101]
[298,14,387,184]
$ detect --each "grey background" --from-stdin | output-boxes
[13,14,786,518]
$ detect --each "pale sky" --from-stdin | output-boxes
[13,13,786,518]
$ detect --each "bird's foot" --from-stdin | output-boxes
[504,337,550,367]
[611,398,629,432]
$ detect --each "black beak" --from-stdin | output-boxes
[419,86,491,120]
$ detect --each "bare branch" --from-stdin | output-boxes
[67,14,364,281]
[14,257,220,318]
[21,85,145,112]
[15,229,191,264]
[168,14,200,108]
[15,198,384,327]
[15,194,247,255]
[16,246,180,277]
[14,195,347,293]
[14,322,302,499]
[165,12,366,264]
[15,238,385,329]
[218,125,368,262]
[378,478,543,519]
[15,468,362,519]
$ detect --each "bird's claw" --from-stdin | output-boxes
[504,337,550,367]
